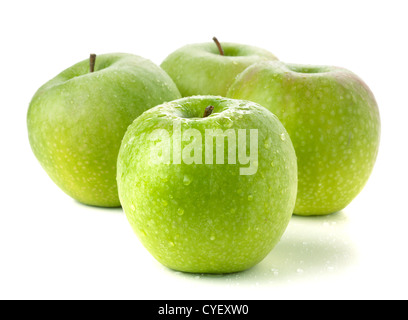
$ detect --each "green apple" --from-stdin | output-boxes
[160,38,278,97]
[227,61,381,216]
[117,96,297,273]
[27,53,181,207]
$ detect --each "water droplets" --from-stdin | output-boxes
[222,117,234,128]
[264,138,272,149]
[280,133,286,141]
[177,208,185,216]
[183,174,193,186]
[159,170,169,182]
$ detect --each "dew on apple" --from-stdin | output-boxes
[183,174,193,186]
[223,118,234,128]
[117,96,297,273]
[280,133,286,141]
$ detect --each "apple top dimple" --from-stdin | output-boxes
[152,96,236,121]
[285,64,333,75]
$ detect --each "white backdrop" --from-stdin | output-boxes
[1,0,407,300]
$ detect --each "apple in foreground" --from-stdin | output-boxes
[117,96,297,273]
[27,53,181,207]
[227,61,381,216]
[160,38,278,97]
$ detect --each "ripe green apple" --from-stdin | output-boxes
[227,61,381,216]
[27,53,181,207]
[117,96,297,273]
[160,38,278,97]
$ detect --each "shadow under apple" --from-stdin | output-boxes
[251,212,357,282]
[173,211,358,285]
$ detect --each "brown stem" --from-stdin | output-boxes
[212,37,224,56]
[89,54,96,73]
[203,106,215,118]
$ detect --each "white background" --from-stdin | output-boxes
[1,0,407,300]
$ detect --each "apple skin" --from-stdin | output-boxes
[227,61,381,216]
[117,96,297,273]
[160,42,278,97]
[27,53,181,207]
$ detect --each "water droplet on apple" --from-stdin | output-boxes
[297,268,304,274]
[223,118,233,128]
[183,175,192,186]
[248,195,254,201]
[159,171,168,181]
[177,208,184,216]
[210,235,216,241]
[264,138,271,149]
[280,133,286,141]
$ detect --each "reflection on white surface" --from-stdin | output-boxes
[172,212,357,285]
[256,212,356,282]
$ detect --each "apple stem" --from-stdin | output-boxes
[203,106,215,118]
[212,37,224,56]
[89,54,97,73]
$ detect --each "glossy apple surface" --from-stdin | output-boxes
[228,61,381,215]
[161,41,278,97]
[27,53,181,207]
[117,96,297,273]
